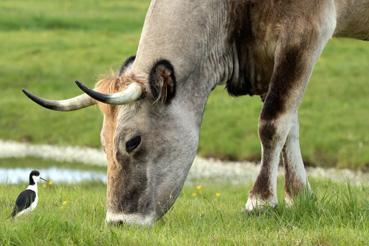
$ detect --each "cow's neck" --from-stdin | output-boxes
[132,0,233,124]
[225,1,277,99]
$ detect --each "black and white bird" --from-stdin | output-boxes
[11,170,47,218]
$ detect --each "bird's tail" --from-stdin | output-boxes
[8,207,17,220]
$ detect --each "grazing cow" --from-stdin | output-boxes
[23,0,369,225]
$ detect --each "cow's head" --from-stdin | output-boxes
[23,0,235,225]
[88,57,201,225]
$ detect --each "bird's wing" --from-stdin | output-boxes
[12,190,36,216]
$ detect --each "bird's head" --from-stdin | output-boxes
[29,170,47,185]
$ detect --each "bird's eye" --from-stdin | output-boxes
[125,135,141,153]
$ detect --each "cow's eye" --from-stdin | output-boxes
[125,135,141,153]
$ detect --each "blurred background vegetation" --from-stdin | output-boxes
[0,0,368,170]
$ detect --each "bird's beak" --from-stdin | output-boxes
[40,177,48,182]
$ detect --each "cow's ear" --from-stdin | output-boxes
[149,60,176,104]
[119,55,136,76]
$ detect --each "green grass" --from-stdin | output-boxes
[0,179,368,245]
[0,0,368,169]
[0,158,105,172]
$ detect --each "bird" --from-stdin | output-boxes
[11,170,48,218]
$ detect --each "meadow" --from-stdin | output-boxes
[0,158,367,245]
[0,178,368,245]
[0,1,368,244]
[0,0,368,169]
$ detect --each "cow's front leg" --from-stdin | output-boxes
[245,27,333,212]
[245,112,293,211]
[282,113,311,206]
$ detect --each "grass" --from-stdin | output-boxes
[0,0,368,169]
[0,179,368,245]
[0,158,105,172]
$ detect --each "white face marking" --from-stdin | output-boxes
[33,175,40,183]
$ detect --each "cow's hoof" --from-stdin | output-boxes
[244,195,277,212]
[105,211,156,226]
[284,195,294,207]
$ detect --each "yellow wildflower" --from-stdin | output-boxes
[62,200,68,206]
[196,185,203,191]
[215,192,221,198]
[192,192,197,197]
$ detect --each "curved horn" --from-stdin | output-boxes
[22,89,96,112]
[75,80,143,105]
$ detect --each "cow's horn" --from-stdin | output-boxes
[75,80,143,105]
[22,89,96,111]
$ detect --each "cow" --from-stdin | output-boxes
[23,0,369,225]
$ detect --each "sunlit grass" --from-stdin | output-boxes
[0,179,368,245]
